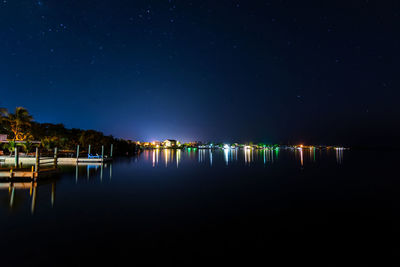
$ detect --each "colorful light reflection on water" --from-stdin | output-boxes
[138,148,345,168]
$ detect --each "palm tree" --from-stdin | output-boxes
[41,136,58,151]
[21,141,34,154]
[3,107,33,141]
[4,141,16,156]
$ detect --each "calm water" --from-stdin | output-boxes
[0,149,396,266]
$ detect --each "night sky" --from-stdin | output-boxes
[1,0,399,146]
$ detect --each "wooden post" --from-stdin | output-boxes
[101,145,104,160]
[76,145,80,162]
[88,144,91,156]
[110,144,113,158]
[14,147,18,168]
[54,147,58,168]
[35,147,40,172]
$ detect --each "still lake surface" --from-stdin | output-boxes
[0,148,396,265]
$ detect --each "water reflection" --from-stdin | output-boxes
[51,182,56,207]
[310,147,315,162]
[152,149,159,167]
[224,149,229,166]
[0,149,346,215]
[300,148,304,167]
[198,149,206,163]
[176,149,181,168]
[100,163,103,182]
[336,148,344,164]
[0,162,114,214]
[74,148,345,170]
[164,149,169,167]
[262,149,275,165]
[75,163,113,181]
[244,147,252,165]
[31,183,37,214]
[0,180,57,214]
[79,149,344,172]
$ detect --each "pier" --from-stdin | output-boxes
[0,147,59,180]
[0,144,113,180]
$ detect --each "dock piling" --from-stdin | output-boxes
[54,147,58,168]
[14,147,19,168]
[35,147,40,172]
[110,144,113,158]
[77,145,80,161]
[101,145,104,160]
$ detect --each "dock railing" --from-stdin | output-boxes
[1,147,59,180]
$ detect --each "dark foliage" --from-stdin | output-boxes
[1,108,137,156]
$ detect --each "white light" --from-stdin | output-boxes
[224,144,230,149]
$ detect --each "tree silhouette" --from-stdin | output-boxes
[1,107,33,141]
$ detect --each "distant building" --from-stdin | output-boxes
[0,134,7,142]
[141,142,151,147]
[188,141,202,147]
[151,141,161,147]
[163,139,177,148]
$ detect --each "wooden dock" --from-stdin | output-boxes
[0,144,113,180]
[0,166,59,179]
[0,156,112,165]
[0,147,59,180]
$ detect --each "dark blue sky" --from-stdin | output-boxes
[0,0,399,145]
